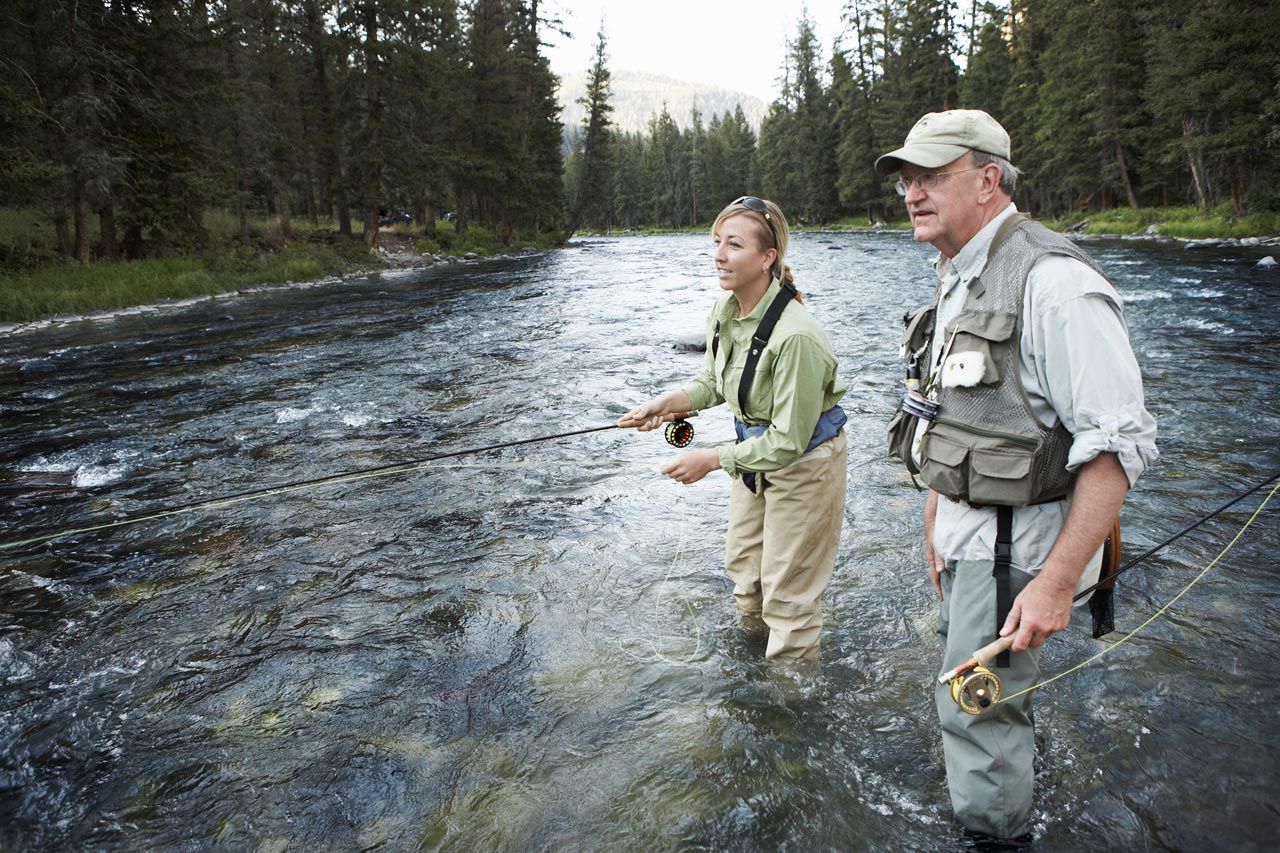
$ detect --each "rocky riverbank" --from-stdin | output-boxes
[1064,224,1280,268]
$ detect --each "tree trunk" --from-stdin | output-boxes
[54,197,72,258]
[361,2,382,250]
[305,171,319,225]
[238,173,250,243]
[1114,139,1138,210]
[277,183,293,239]
[74,176,90,264]
[1183,119,1210,208]
[100,196,118,260]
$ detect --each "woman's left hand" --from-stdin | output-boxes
[660,449,721,484]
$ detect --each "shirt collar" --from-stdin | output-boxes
[720,277,782,325]
[947,202,1019,286]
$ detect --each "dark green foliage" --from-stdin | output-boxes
[0,0,566,266]
[2,0,1277,263]
[566,26,616,235]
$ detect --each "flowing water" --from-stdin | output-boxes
[1,231,1277,851]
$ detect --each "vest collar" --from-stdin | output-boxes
[946,202,1020,290]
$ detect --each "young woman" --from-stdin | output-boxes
[620,196,848,660]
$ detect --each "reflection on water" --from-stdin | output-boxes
[1,233,1277,850]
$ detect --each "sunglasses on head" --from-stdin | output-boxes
[732,196,771,220]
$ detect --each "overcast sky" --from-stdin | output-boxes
[541,0,854,103]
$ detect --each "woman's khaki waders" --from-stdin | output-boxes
[723,431,847,660]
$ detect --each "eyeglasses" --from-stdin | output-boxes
[894,167,984,197]
[732,196,771,220]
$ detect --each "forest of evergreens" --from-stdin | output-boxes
[1,0,564,268]
[567,0,1280,232]
[2,0,1278,272]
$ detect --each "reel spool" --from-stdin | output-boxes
[948,665,1002,715]
[664,419,694,448]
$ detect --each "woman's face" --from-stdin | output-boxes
[712,213,776,296]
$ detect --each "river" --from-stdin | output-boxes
[1,231,1277,851]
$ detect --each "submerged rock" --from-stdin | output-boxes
[1255,256,1277,270]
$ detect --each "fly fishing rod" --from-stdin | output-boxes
[940,469,1280,714]
[1071,467,1280,603]
[0,413,699,552]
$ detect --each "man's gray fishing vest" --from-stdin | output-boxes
[889,214,1109,506]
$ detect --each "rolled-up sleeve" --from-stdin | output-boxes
[1027,255,1159,487]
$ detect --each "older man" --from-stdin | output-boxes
[879,110,1158,841]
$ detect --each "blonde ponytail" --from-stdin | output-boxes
[780,263,803,303]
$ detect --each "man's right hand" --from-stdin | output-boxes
[925,489,944,599]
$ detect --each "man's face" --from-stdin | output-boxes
[899,155,987,258]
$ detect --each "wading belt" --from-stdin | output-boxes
[712,283,798,494]
[994,505,1014,668]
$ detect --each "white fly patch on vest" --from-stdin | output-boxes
[941,351,989,388]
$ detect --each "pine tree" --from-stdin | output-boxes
[567,24,616,235]
[833,1,894,224]
[958,3,1014,118]
[645,106,691,227]
[1145,0,1280,213]
[789,14,841,223]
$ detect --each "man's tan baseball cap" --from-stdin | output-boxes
[875,109,1011,175]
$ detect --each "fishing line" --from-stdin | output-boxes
[998,478,1279,706]
[0,421,682,551]
[618,524,709,667]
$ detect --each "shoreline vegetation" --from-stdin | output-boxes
[0,211,562,332]
[2,205,1277,336]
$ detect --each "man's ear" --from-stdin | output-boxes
[977,164,1001,203]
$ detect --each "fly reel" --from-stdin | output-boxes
[664,418,694,448]
[937,635,1014,715]
[948,666,1002,715]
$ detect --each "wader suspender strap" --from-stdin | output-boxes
[739,284,796,412]
[993,505,1014,668]
[709,284,798,412]
[711,284,797,496]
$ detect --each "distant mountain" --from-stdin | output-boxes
[556,70,768,136]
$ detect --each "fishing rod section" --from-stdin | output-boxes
[1072,467,1280,603]
[0,412,701,552]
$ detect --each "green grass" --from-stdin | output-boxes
[1044,204,1280,239]
[0,208,573,324]
[0,216,380,323]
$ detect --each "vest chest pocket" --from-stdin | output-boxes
[968,441,1035,506]
[918,428,969,500]
[940,310,1016,389]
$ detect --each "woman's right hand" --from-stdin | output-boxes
[618,400,666,432]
